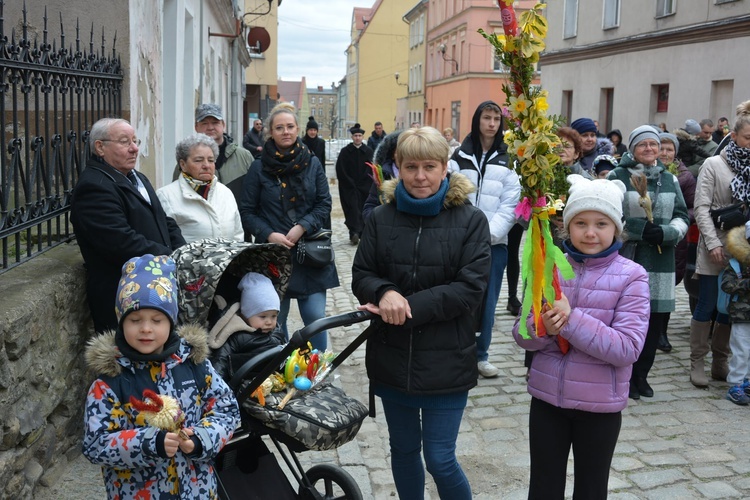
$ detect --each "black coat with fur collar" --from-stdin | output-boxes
[352,173,491,395]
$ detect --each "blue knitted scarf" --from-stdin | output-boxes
[563,239,623,263]
[394,178,449,216]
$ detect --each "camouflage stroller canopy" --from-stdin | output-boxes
[171,238,291,326]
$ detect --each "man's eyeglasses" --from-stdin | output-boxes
[101,138,141,147]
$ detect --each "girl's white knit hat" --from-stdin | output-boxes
[563,174,627,233]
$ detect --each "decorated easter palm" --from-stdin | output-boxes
[479,2,575,349]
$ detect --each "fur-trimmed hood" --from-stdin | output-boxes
[726,226,750,266]
[379,171,475,208]
[85,323,210,377]
[595,137,614,157]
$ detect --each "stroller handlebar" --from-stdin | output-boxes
[232,310,376,405]
[288,310,375,346]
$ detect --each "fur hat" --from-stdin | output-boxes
[349,123,365,135]
[684,119,701,135]
[628,125,660,150]
[239,272,280,319]
[306,116,319,131]
[593,154,618,176]
[195,103,223,123]
[570,118,597,135]
[563,174,627,234]
[115,254,179,327]
[659,132,680,153]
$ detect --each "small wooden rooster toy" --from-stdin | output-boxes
[130,389,190,440]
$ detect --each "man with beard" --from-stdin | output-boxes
[336,123,373,244]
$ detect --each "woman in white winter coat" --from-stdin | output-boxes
[157,133,243,243]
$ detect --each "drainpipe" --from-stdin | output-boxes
[354,41,359,122]
[199,3,204,102]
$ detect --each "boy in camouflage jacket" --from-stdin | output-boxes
[720,225,750,405]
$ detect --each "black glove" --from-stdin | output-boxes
[642,221,664,246]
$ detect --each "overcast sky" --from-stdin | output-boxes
[277,1,355,90]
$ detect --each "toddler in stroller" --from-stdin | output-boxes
[172,238,370,500]
[209,271,285,383]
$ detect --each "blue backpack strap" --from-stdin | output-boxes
[730,258,741,276]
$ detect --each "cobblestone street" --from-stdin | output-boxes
[36,183,750,499]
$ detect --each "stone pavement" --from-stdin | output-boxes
[36,184,750,499]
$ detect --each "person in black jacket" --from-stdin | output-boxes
[208,272,285,381]
[352,126,491,500]
[243,118,265,159]
[302,116,327,171]
[71,118,185,333]
[336,123,374,244]
[366,121,387,150]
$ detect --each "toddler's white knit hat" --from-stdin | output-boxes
[563,174,627,233]
[239,272,280,319]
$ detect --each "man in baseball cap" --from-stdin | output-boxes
[172,103,254,211]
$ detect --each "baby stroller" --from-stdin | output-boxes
[172,238,373,500]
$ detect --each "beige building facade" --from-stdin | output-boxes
[541,0,750,136]
[243,0,279,132]
[346,0,410,132]
[307,86,337,139]
[400,0,428,130]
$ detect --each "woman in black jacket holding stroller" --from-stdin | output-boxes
[352,127,491,499]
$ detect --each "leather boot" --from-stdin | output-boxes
[690,319,711,388]
[711,322,731,381]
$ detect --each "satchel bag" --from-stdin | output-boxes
[296,228,334,268]
[710,203,748,231]
[241,382,368,451]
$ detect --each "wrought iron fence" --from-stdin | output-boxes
[0,1,123,273]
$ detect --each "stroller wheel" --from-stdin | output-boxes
[299,463,362,500]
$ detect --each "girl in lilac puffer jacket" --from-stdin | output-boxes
[513,175,650,499]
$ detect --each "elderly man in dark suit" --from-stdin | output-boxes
[71,118,185,332]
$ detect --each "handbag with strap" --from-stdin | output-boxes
[296,228,334,268]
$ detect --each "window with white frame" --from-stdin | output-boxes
[656,0,676,16]
[418,14,425,44]
[564,0,578,38]
[603,0,620,29]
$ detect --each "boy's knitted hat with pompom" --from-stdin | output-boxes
[563,174,627,233]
